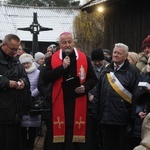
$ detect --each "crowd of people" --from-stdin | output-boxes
[0,32,149,150]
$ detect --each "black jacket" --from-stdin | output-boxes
[0,47,31,124]
[134,73,150,108]
[95,59,140,125]
[132,73,150,138]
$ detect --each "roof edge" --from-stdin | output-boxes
[0,3,80,9]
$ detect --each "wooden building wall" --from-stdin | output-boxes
[103,0,150,53]
[21,41,58,55]
[83,0,150,53]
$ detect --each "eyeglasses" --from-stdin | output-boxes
[6,44,18,52]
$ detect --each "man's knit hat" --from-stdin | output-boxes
[103,49,112,56]
[34,52,45,62]
[91,48,104,61]
[22,47,31,54]
[142,35,150,49]
[19,53,33,64]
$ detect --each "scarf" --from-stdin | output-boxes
[25,63,37,74]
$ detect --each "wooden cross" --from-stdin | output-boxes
[75,117,85,129]
[54,117,64,129]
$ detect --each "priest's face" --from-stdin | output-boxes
[59,33,74,54]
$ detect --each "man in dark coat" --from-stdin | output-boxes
[94,43,140,150]
[88,48,109,150]
[42,32,97,150]
[0,34,30,150]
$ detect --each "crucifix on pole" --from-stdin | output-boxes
[18,12,53,55]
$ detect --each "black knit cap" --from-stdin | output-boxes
[22,47,31,54]
[91,48,104,61]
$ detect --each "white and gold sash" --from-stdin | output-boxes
[107,72,132,104]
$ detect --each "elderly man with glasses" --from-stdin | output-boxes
[0,34,31,150]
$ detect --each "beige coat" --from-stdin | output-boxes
[133,113,150,150]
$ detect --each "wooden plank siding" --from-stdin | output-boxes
[82,0,150,53]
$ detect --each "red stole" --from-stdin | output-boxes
[51,49,87,143]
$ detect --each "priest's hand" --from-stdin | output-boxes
[63,56,70,69]
[75,85,85,94]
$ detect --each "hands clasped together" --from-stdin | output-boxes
[9,79,25,90]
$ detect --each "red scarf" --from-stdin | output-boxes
[51,49,87,143]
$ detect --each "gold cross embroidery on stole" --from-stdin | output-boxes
[75,117,85,129]
[54,117,64,129]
